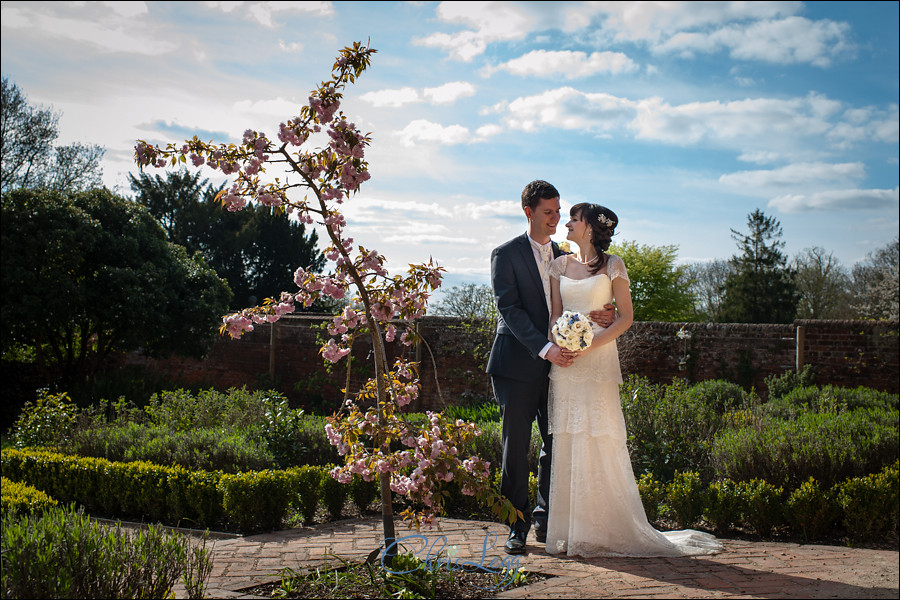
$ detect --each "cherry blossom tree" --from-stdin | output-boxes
[134,41,515,559]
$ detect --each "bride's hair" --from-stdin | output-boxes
[570,203,618,275]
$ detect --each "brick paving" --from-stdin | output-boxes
[172,517,899,599]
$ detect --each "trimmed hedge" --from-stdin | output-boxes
[0,448,335,534]
[1,476,58,515]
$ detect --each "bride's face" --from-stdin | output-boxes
[565,212,590,244]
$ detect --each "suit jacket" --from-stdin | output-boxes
[486,233,562,382]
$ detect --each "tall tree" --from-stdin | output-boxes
[683,259,734,321]
[851,237,899,321]
[1,187,231,388]
[608,240,698,322]
[1,77,105,193]
[129,170,327,308]
[719,209,799,323]
[792,246,853,319]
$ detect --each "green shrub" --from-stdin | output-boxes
[764,385,898,418]
[350,474,379,514]
[443,401,500,423]
[9,390,78,449]
[292,465,323,524]
[320,470,348,519]
[837,461,899,542]
[221,469,295,533]
[711,408,898,489]
[764,365,815,400]
[1,476,58,515]
[703,479,747,534]
[665,470,705,529]
[69,422,276,473]
[684,380,755,415]
[621,377,740,482]
[287,415,342,467]
[785,477,839,541]
[637,472,666,523]
[742,479,784,536]
[1,503,211,599]
[143,387,282,431]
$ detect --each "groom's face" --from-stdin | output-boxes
[527,196,561,240]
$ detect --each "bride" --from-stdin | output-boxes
[545,202,722,558]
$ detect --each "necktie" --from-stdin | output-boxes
[535,243,552,311]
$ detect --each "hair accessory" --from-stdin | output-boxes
[597,213,616,227]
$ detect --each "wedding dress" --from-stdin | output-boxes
[546,254,722,558]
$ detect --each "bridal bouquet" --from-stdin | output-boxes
[552,310,594,351]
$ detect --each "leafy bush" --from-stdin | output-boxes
[69,422,276,473]
[320,470,348,519]
[837,461,899,542]
[742,479,784,536]
[9,390,78,449]
[221,469,295,533]
[143,387,282,430]
[1,503,211,599]
[711,408,898,489]
[703,479,747,534]
[443,401,500,423]
[622,377,741,481]
[683,380,755,415]
[665,470,705,529]
[764,364,815,400]
[636,472,666,523]
[1,476,58,515]
[763,385,898,418]
[350,475,378,514]
[785,477,839,541]
[292,466,323,523]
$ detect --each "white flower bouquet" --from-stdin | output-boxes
[552,310,594,351]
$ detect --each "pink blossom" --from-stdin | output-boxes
[322,339,351,363]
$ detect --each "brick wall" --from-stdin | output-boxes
[126,316,899,411]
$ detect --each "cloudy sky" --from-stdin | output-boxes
[2,1,898,294]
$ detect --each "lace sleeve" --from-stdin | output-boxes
[549,255,567,280]
[607,254,629,283]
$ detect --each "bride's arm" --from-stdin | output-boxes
[577,276,634,356]
[549,275,563,341]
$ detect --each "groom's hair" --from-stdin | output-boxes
[521,180,559,210]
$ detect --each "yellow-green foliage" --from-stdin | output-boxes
[2,448,333,534]
[1,477,58,515]
[837,460,899,542]
[786,477,839,541]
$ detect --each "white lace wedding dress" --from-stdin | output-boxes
[546,254,722,558]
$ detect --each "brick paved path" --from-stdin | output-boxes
[172,517,899,599]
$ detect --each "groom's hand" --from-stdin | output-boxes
[546,344,575,367]
[589,303,616,328]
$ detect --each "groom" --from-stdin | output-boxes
[487,180,614,555]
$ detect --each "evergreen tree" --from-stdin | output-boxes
[129,170,327,309]
[719,209,799,323]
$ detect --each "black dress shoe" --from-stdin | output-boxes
[534,529,547,543]
[504,530,526,555]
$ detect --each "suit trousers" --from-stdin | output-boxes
[491,373,552,534]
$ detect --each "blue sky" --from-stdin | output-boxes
[2,1,898,294]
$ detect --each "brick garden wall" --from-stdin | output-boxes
[125,316,899,411]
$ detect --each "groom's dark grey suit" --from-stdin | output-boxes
[487,232,562,538]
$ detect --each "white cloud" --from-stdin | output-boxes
[397,119,470,146]
[498,87,892,159]
[769,187,899,212]
[485,49,638,79]
[422,82,476,104]
[360,83,475,107]
[655,16,854,67]
[359,87,420,108]
[414,2,536,61]
[719,162,866,188]
[207,1,333,28]
[0,3,176,55]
